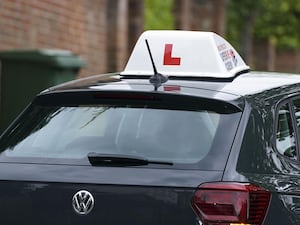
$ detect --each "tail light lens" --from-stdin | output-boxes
[191,182,271,225]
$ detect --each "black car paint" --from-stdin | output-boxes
[0,80,241,224]
[223,85,300,225]
[0,163,222,225]
[1,72,300,224]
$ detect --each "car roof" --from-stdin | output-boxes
[45,71,300,102]
[217,71,300,96]
[43,30,300,107]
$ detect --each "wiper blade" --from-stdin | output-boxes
[87,153,173,166]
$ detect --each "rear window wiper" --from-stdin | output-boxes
[87,152,173,166]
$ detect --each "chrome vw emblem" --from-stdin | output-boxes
[72,190,95,215]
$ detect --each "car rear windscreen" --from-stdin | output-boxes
[0,91,242,169]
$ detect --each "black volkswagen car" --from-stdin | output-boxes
[0,30,300,225]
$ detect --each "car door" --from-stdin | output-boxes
[226,95,300,225]
[266,97,300,224]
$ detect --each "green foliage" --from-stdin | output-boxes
[253,0,300,49]
[226,0,300,50]
[225,0,262,50]
[144,0,174,30]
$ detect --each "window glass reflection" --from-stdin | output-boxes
[276,103,297,159]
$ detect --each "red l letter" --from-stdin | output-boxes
[163,44,181,66]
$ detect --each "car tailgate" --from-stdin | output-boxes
[0,163,222,225]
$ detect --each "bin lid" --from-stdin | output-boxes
[0,49,86,69]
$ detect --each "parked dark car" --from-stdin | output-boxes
[1,31,300,225]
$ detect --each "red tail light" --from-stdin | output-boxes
[191,182,271,225]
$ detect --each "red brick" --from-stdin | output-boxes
[0,0,107,77]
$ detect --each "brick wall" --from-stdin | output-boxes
[0,0,107,77]
[253,39,300,73]
[276,50,300,74]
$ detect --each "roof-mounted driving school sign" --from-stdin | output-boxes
[121,30,250,78]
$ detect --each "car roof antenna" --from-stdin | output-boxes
[145,39,168,91]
